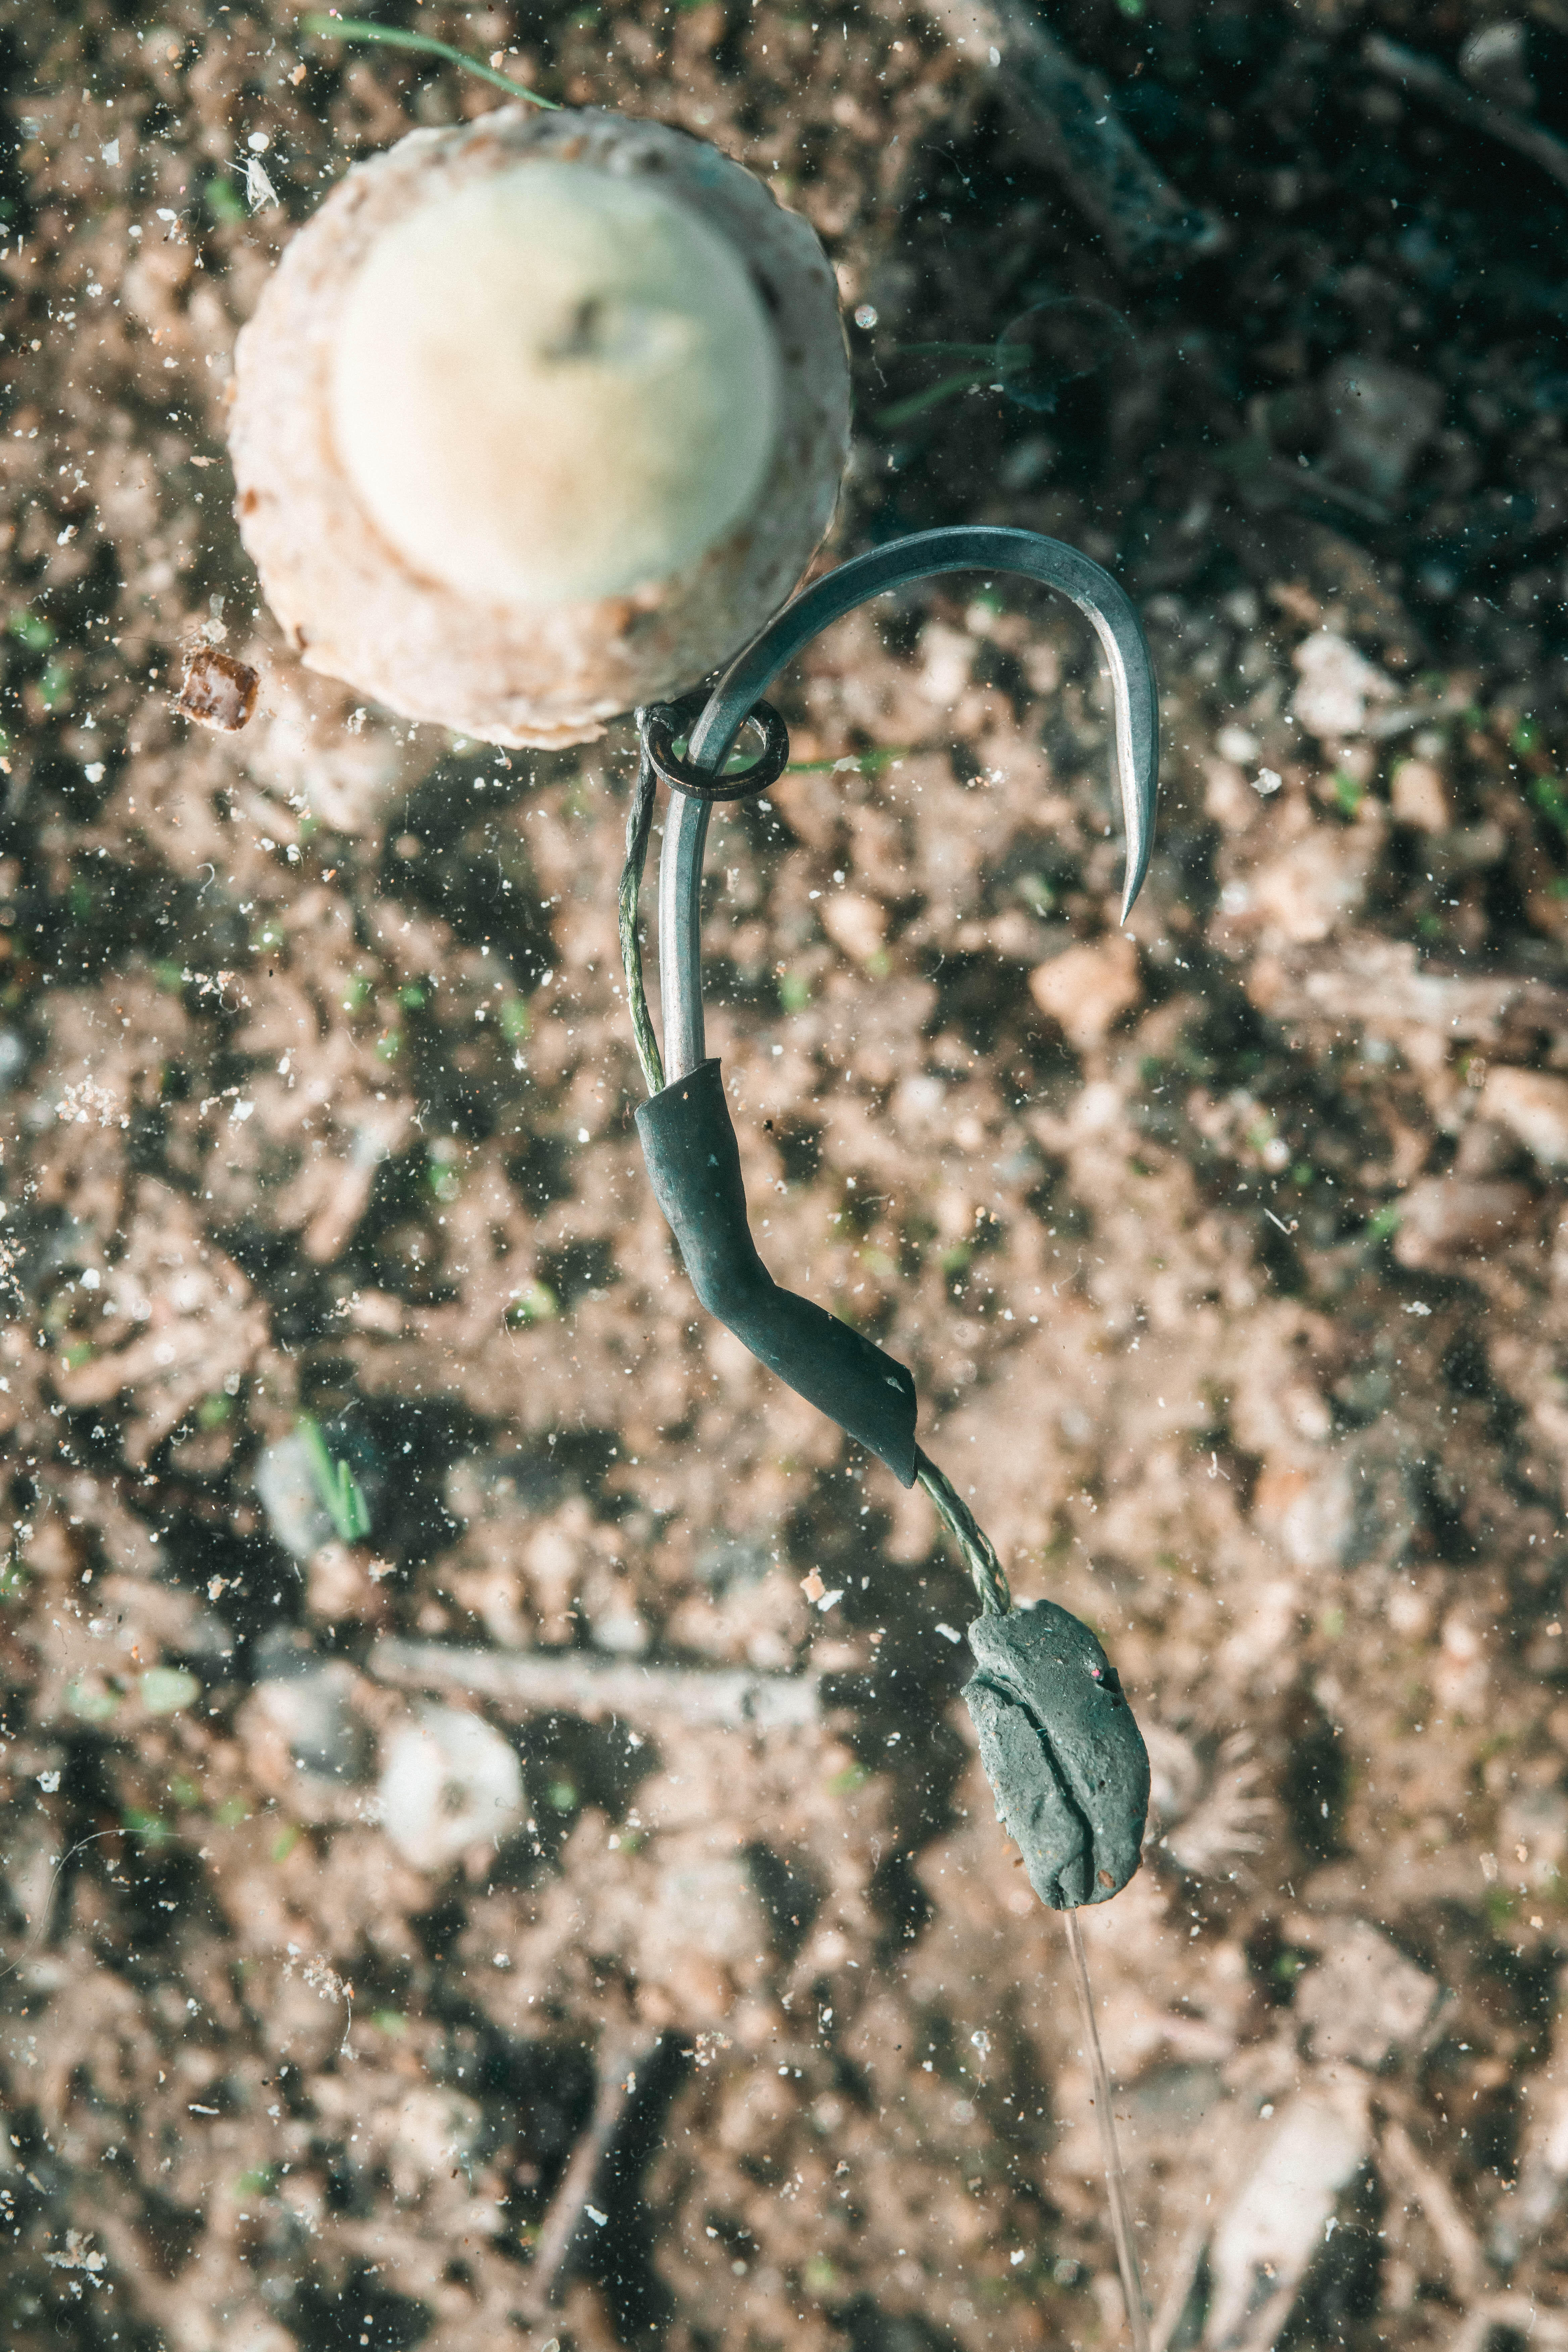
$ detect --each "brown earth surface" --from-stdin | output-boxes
[4,4,1568,2351]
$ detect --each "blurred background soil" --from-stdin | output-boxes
[3,2,1568,2349]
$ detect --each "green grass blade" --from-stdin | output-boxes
[297,16,558,106]
[337,1459,372,1545]
[298,1414,372,1545]
[895,341,1027,363]
[1532,774,1568,845]
[874,368,997,429]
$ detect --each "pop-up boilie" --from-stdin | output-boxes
[231,105,851,745]
[230,97,1162,2346]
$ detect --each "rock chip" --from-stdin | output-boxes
[0,1028,24,1096]
[1391,1176,1532,1270]
[1252,1458,1357,1572]
[1459,17,1536,109]
[1389,755,1451,832]
[1321,358,1443,501]
[1246,824,1381,945]
[1500,1785,1568,1890]
[1028,933,1142,1051]
[1290,631,1396,739]
[1205,2083,1371,2351]
[239,1634,374,1819]
[175,644,260,733]
[639,1850,767,1976]
[1294,1917,1442,2068]
[1482,1067,1568,1171]
[820,891,888,965]
[378,1703,525,1871]
[250,1664,371,1785]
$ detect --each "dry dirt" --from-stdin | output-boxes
[3,4,1568,2352]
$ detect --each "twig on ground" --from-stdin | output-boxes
[926,0,1224,271]
[369,1637,821,1731]
[1245,936,1568,1045]
[1379,2115,1486,2301]
[1449,2293,1568,2352]
[1364,34,1568,197]
[526,2029,664,2310]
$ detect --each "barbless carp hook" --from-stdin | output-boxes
[621,525,1157,1908]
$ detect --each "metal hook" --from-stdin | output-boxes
[625,525,1156,1907]
[658,523,1158,1082]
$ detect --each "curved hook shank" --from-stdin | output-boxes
[658,524,1159,1081]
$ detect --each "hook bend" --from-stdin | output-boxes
[657,524,1159,1081]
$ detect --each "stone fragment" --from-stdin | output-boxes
[307,1539,389,1626]
[918,620,974,708]
[1391,1177,1532,1270]
[250,1658,371,1787]
[1482,1067,1568,1170]
[1459,17,1536,110]
[1028,933,1142,1051]
[1294,1917,1442,2068]
[1454,1116,1518,1179]
[238,1634,375,1821]
[1205,2084,1371,2352]
[639,1851,766,1975]
[175,644,259,732]
[1290,631,1396,739]
[820,891,888,965]
[378,1704,525,1871]
[1389,756,1451,832]
[254,1433,341,1561]
[1500,1785,1568,1890]
[1321,358,1443,500]
[1253,1459,1356,1572]
[1203,756,1252,830]
[1247,825,1380,944]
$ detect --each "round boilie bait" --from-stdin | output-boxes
[230,106,850,748]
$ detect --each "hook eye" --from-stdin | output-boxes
[643,692,791,803]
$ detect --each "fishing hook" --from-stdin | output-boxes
[622,524,1157,1908]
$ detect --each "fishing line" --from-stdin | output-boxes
[0,1831,113,1985]
[1065,1909,1152,2352]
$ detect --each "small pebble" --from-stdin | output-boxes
[175,645,259,733]
[378,1705,525,1870]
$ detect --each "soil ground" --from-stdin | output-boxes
[3,3,1568,2350]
